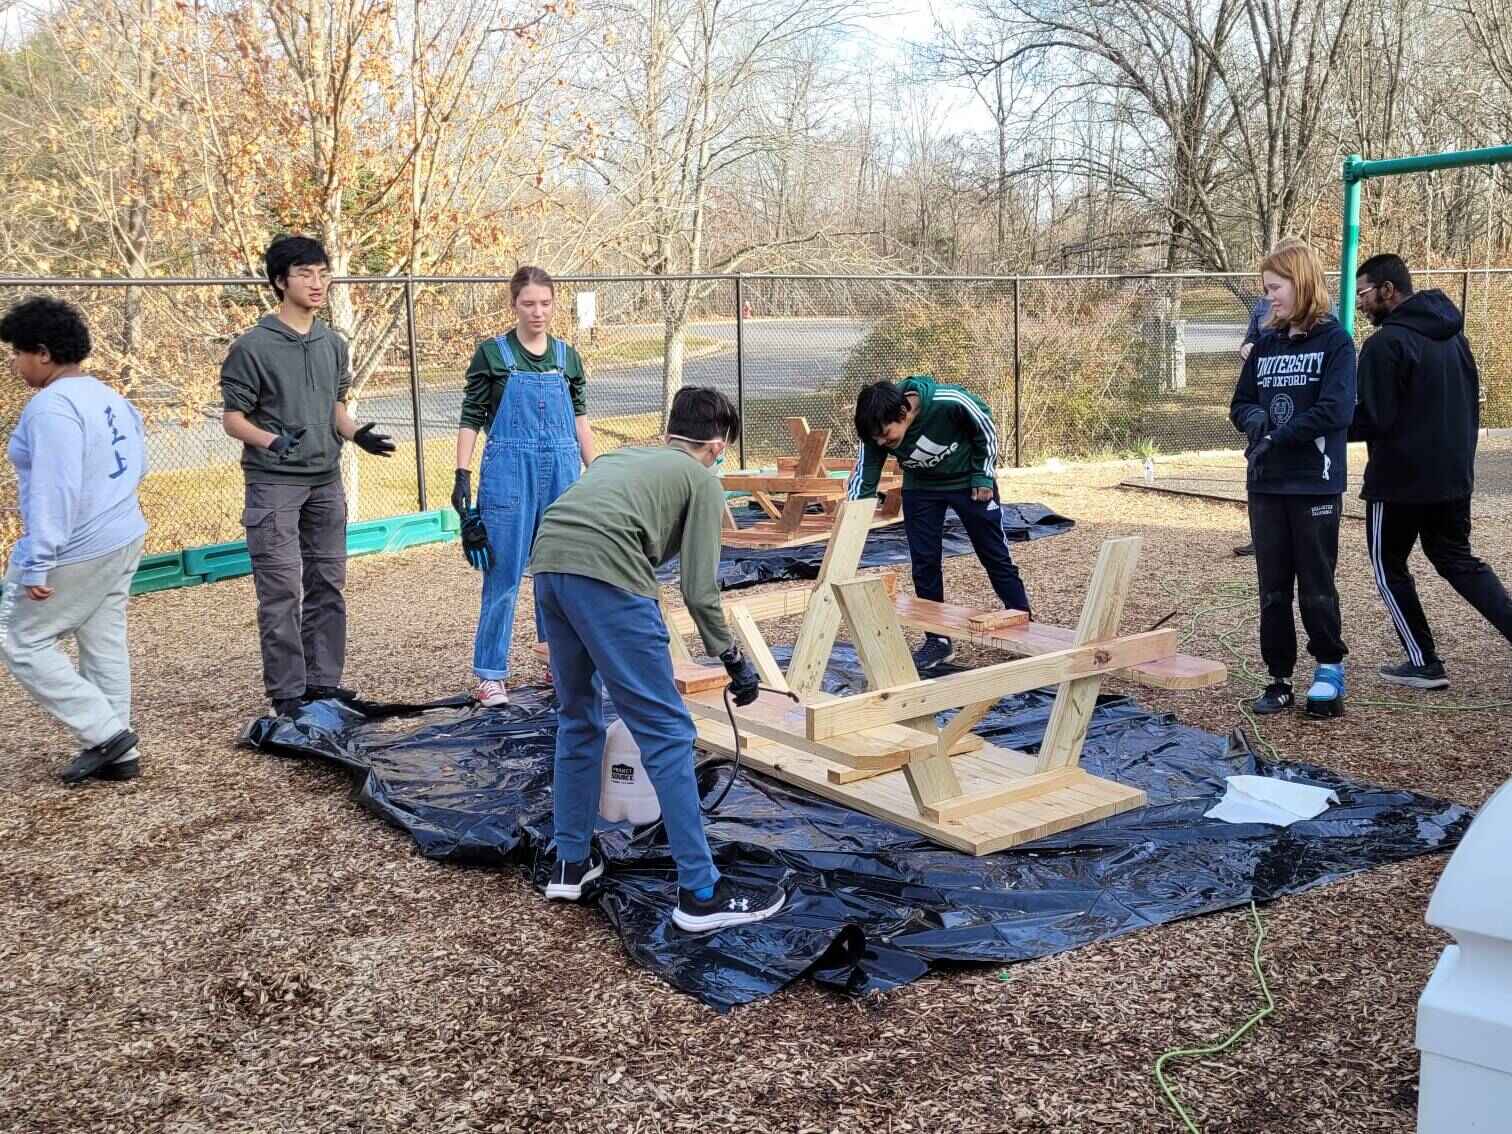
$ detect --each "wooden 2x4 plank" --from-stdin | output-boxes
[682,687,941,770]
[893,594,1227,690]
[804,628,1179,738]
[692,722,1145,855]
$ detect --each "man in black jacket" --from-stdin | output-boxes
[1351,253,1512,689]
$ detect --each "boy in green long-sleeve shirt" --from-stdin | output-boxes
[847,375,1031,671]
[527,387,786,933]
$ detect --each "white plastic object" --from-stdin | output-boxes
[1143,456,1155,484]
[598,719,662,826]
[1416,778,1512,1132]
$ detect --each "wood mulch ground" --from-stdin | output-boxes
[3,459,1509,1133]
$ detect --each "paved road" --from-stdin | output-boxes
[144,316,1249,471]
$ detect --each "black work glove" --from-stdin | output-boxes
[353,422,396,456]
[461,509,494,572]
[719,645,760,707]
[267,427,307,461]
[451,469,472,518]
[1241,411,1268,448]
[1246,435,1273,470]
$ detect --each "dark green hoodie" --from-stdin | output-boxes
[846,375,1000,498]
[221,314,352,485]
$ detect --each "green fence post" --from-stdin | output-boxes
[1339,154,1364,335]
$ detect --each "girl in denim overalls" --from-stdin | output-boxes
[453,267,596,706]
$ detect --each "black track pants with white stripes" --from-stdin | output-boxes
[1248,492,1348,680]
[1365,497,1512,666]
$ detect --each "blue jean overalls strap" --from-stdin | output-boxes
[471,333,583,681]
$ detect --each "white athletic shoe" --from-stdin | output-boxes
[473,679,510,707]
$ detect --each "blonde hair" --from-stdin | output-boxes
[1260,239,1331,332]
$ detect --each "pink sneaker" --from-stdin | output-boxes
[473,679,510,707]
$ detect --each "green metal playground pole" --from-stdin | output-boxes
[1339,142,1512,333]
[1339,155,1363,334]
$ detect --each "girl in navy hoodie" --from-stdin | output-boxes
[1230,241,1357,718]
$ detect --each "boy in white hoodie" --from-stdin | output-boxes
[0,297,148,782]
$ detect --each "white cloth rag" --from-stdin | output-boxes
[1205,775,1339,827]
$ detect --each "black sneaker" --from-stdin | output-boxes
[1234,542,1255,557]
[95,752,141,782]
[545,847,606,901]
[303,685,359,703]
[60,729,139,784]
[1378,660,1450,690]
[1251,681,1294,715]
[272,698,304,719]
[673,877,786,933]
[911,636,956,673]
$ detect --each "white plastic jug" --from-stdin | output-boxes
[599,719,662,826]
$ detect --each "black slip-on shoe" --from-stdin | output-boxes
[60,730,139,785]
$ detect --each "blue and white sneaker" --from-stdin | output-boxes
[1305,664,1345,718]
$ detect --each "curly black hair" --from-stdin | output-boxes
[0,296,92,365]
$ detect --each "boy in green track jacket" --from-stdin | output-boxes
[847,375,1030,671]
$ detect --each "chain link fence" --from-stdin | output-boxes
[1,270,1509,563]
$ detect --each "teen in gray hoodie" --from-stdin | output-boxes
[220,236,395,717]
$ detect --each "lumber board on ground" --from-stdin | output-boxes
[776,456,858,474]
[785,499,877,698]
[794,426,829,477]
[692,721,1145,855]
[1038,537,1140,772]
[720,476,875,494]
[825,732,983,784]
[804,628,1178,738]
[673,663,730,694]
[683,687,940,769]
[892,595,1226,690]
[969,609,1030,631]
[714,510,904,550]
[831,575,962,807]
[726,604,789,692]
[750,490,783,520]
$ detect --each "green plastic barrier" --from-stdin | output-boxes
[145,509,460,596]
[346,510,453,557]
[182,539,253,583]
[130,551,202,595]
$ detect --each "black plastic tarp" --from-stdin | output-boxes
[244,645,1469,1011]
[660,501,1074,592]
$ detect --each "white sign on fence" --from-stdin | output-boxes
[575,291,597,330]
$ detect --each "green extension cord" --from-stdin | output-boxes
[1154,901,1276,1133]
[1150,572,1511,1131]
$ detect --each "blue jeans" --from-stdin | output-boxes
[473,370,580,680]
[903,487,1031,627]
[534,571,720,893]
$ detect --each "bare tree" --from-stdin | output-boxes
[570,0,879,416]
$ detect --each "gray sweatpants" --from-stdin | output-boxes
[0,536,145,749]
[243,480,348,700]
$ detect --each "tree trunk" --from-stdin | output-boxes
[661,319,688,424]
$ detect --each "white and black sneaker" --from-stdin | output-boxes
[544,847,606,901]
[673,877,786,933]
[1378,659,1450,690]
[911,635,956,673]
